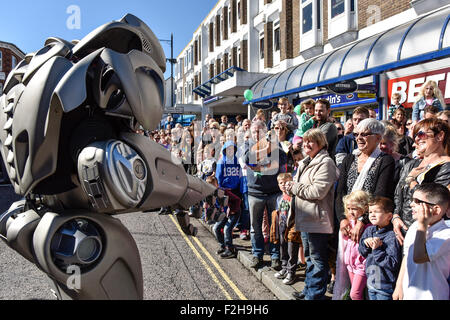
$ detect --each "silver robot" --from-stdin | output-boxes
[0,14,215,300]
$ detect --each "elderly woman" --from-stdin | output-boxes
[392,118,450,245]
[335,118,396,243]
[286,129,339,300]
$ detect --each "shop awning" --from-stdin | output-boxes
[245,7,450,104]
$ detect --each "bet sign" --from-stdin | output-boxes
[388,67,450,108]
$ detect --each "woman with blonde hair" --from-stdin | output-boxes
[412,80,445,123]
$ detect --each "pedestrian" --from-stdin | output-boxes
[206,176,242,259]
[333,190,371,300]
[244,120,287,270]
[271,173,302,285]
[393,183,450,300]
[286,129,339,300]
[359,196,402,300]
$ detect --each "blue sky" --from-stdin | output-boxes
[0,0,216,78]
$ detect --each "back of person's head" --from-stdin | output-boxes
[302,128,328,151]
[414,183,450,211]
[343,190,371,217]
[381,125,400,152]
[424,105,439,117]
[353,106,370,118]
[356,118,385,136]
[369,196,395,213]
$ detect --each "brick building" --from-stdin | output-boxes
[0,41,25,94]
[174,0,450,123]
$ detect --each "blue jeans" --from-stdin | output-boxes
[236,192,250,230]
[368,288,393,300]
[248,193,280,260]
[213,213,240,249]
[301,232,330,300]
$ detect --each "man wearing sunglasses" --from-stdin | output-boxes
[393,183,450,300]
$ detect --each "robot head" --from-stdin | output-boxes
[0,14,166,196]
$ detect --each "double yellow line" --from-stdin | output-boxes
[169,214,247,300]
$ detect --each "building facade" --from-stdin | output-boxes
[0,41,25,94]
[174,0,450,123]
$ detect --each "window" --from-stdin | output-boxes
[0,51,2,71]
[12,56,16,69]
[259,33,264,59]
[237,1,241,22]
[302,3,313,33]
[331,0,345,18]
[274,21,280,52]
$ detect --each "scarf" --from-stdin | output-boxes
[351,147,382,192]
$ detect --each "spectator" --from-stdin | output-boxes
[271,97,299,134]
[335,106,370,166]
[392,118,450,245]
[412,80,445,124]
[390,107,414,157]
[368,108,377,119]
[267,110,278,131]
[294,98,315,140]
[197,143,217,180]
[252,109,266,123]
[235,114,244,127]
[437,110,450,126]
[333,190,371,300]
[203,114,212,127]
[335,118,396,245]
[207,176,242,259]
[393,183,450,300]
[286,129,339,300]
[359,196,402,300]
[335,122,344,142]
[344,118,354,136]
[273,120,291,154]
[388,92,405,119]
[424,105,440,119]
[379,123,411,186]
[220,115,228,127]
[312,99,339,161]
[271,173,302,285]
[244,120,287,270]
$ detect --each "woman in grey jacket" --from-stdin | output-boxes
[286,129,339,300]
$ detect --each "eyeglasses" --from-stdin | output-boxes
[337,128,343,131]
[414,130,434,140]
[354,132,374,138]
[412,197,437,206]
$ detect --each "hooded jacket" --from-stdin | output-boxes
[215,141,241,190]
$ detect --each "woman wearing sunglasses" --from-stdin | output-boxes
[392,118,450,245]
[335,118,396,244]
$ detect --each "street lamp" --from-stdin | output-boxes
[159,33,175,108]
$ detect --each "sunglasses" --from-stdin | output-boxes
[274,127,284,130]
[412,197,437,206]
[414,130,434,140]
[354,132,374,138]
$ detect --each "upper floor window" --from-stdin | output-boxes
[11,56,17,69]
[259,32,264,59]
[274,21,280,52]
[331,0,355,19]
[0,51,2,71]
[301,0,321,34]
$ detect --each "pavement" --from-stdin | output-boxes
[198,216,333,301]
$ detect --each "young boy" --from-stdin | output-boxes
[271,97,299,134]
[206,176,242,259]
[388,92,405,119]
[393,183,450,300]
[271,173,302,285]
[359,197,402,300]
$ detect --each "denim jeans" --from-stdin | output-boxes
[248,193,280,260]
[368,288,393,300]
[213,213,240,249]
[236,192,250,230]
[301,232,330,300]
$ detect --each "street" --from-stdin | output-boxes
[0,186,275,300]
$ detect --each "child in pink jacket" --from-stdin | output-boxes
[333,190,371,300]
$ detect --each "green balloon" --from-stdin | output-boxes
[244,89,253,101]
[294,104,301,115]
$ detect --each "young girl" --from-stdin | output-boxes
[294,98,315,140]
[333,190,371,300]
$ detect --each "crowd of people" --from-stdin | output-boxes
[142,80,449,300]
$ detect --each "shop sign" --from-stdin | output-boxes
[326,80,358,94]
[251,101,274,109]
[299,91,374,106]
[332,111,345,117]
[388,67,450,108]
